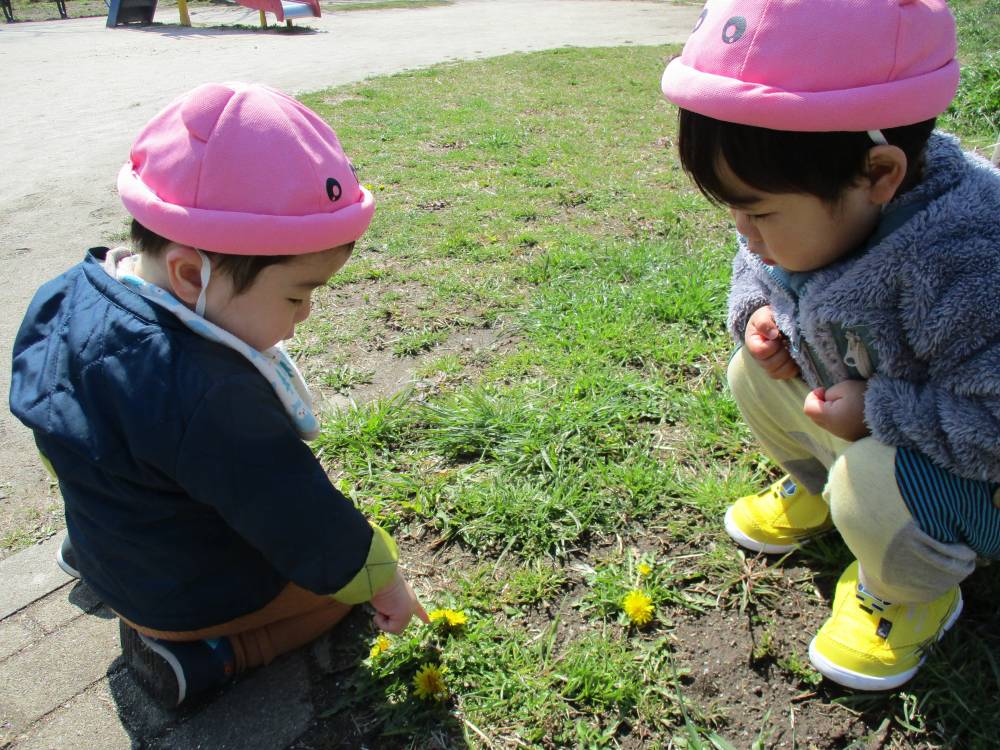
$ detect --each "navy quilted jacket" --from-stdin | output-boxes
[9,249,373,631]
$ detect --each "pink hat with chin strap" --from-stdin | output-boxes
[661,0,959,132]
[118,82,374,255]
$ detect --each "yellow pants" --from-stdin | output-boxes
[728,346,977,603]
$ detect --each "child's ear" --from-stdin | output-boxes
[163,245,206,306]
[866,145,908,206]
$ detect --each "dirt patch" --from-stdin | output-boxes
[668,593,867,748]
[317,326,508,414]
[295,271,516,415]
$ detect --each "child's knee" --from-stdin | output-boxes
[827,438,978,600]
[826,438,900,540]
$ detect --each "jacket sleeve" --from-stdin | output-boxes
[727,244,771,344]
[864,251,1000,483]
[865,372,1000,483]
[175,374,397,601]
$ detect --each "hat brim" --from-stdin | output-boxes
[661,57,959,132]
[118,162,375,255]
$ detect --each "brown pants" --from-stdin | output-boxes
[120,584,352,673]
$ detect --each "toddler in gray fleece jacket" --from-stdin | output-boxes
[661,0,1000,691]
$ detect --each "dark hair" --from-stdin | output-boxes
[676,110,936,205]
[130,219,293,295]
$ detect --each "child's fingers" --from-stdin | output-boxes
[414,599,430,624]
[757,346,793,375]
[765,352,800,380]
[746,328,782,356]
[802,389,827,420]
[758,321,781,341]
[374,611,406,634]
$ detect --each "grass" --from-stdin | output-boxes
[940,0,1000,151]
[293,5,1000,745]
[322,364,375,393]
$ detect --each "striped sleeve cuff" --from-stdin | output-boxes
[330,525,399,604]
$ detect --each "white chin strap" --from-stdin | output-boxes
[867,129,888,146]
[195,249,211,317]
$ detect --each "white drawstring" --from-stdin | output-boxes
[195,250,211,317]
[867,130,888,146]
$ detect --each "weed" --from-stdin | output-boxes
[322,364,375,393]
[392,329,447,357]
[776,650,822,688]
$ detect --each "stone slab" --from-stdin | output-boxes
[0,611,120,741]
[0,583,102,663]
[0,616,40,662]
[0,536,72,620]
[9,681,132,750]
[149,653,313,750]
[27,582,105,635]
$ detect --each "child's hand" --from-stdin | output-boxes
[369,570,430,634]
[745,306,800,380]
[803,380,870,441]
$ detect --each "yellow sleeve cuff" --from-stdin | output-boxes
[38,451,58,482]
[330,525,399,604]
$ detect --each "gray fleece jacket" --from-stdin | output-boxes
[727,133,1000,484]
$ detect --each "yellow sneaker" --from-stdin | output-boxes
[724,475,832,553]
[809,561,962,691]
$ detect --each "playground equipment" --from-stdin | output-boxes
[3,0,67,21]
[235,0,321,27]
[106,0,157,26]
[107,0,319,28]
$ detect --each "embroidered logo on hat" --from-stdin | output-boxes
[721,16,746,44]
[326,177,342,202]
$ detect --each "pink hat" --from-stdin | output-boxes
[118,82,374,255]
[661,0,959,132]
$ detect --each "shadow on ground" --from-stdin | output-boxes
[103,605,468,749]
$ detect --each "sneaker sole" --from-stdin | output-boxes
[807,590,964,692]
[723,506,803,554]
[119,621,185,707]
[55,543,82,580]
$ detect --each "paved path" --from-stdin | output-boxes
[0,2,699,746]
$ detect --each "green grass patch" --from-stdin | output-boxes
[322,364,375,393]
[940,0,1000,150]
[300,37,1000,747]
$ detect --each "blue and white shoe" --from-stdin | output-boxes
[56,535,82,580]
[119,621,236,708]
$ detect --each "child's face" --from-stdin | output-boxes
[717,160,882,273]
[208,245,353,351]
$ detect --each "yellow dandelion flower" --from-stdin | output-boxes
[637,562,653,577]
[368,634,391,659]
[428,608,468,628]
[623,590,655,627]
[413,663,448,701]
